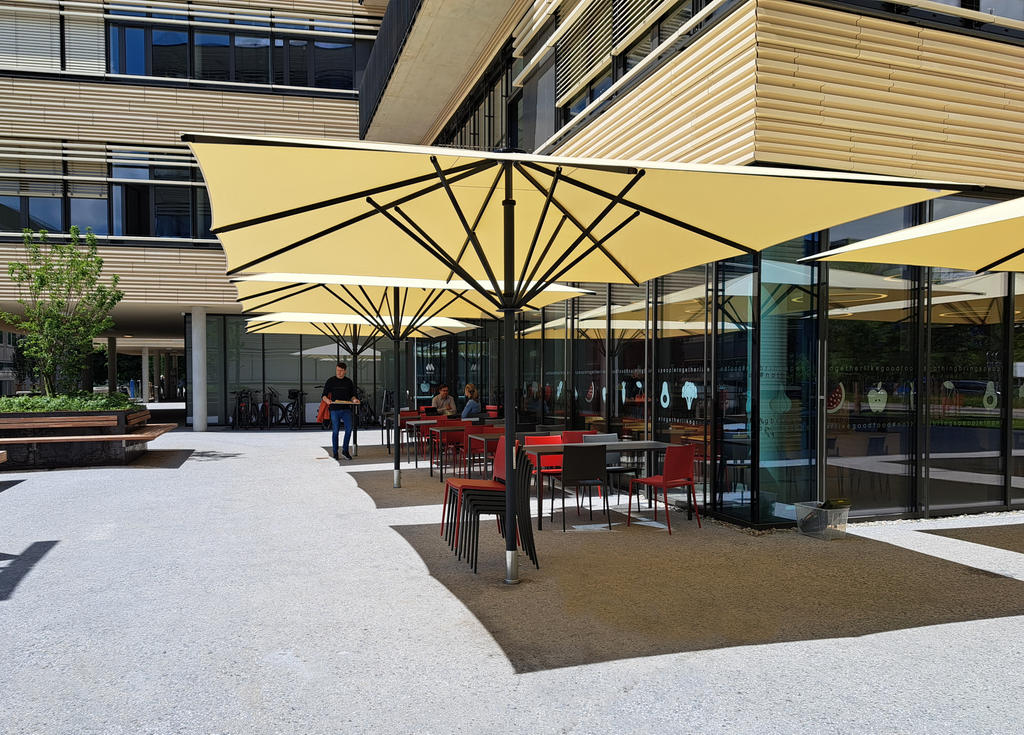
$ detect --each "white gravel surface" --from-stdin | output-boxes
[1,430,1022,735]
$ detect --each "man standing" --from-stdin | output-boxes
[431,383,457,416]
[322,361,359,460]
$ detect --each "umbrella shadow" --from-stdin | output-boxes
[0,540,59,601]
[0,480,25,494]
[188,450,244,462]
[393,516,1024,673]
[128,449,195,469]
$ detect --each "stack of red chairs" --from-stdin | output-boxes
[442,436,506,547]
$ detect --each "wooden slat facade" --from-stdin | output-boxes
[553,1,757,165]
[551,0,1024,188]
[0,243,236,306]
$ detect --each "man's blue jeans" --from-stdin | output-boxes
[330,408,353,456]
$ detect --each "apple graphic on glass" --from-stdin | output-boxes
[868,382,887,413]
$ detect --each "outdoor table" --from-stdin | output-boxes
[429,425,467,480]
[467,433,501,478]
[406,419,437,467]
[330,400,360,456]
[522,440,671,530]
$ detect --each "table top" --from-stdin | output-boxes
[522,440,670,456]
[468,433,503,442]
[429,425,467,433]
[407,419,438,427]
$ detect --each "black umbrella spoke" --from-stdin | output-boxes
[521,214,567,298]
[445,164,504,284]
[244,282,320,312]
[235,281,310,304]
[429,156,503,298]
[521,160,757,256]
[227,163,490,276]
[977,245,1024,274]
[212,159,489,235]
[516,166,563,301]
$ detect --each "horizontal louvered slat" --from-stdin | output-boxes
[0,78,358,145]
[0,3,61,73]
[611,0,658,48]
[552,3,756,165]
[754,0,1024,189]
[64,8,105,76]
[0,243,237,305]
[555,0,613,101]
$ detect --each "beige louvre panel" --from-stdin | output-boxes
[0,78,359,146]
[555,0,612,101]
[0,2,61,73]
[65,6,105,76]
[553,3,756,165]
[0,243,236,305]
[612,0,658,48]
[753,0,1024,188]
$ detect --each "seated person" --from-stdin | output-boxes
[462,383,481,419]
[431,383,457,416]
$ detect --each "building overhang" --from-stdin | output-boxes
[362,0,522,143]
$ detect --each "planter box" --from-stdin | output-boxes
[0,409,155,469]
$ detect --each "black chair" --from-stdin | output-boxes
[583,432,633,490]
[555,444,609,532]
[459,449,539,573]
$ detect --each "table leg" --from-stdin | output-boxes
[536,464,543,531]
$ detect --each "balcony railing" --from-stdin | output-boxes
[358,0,425,139]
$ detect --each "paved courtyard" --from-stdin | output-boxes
[1,429,1023,734]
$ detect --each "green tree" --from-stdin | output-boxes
[2,227,124,395]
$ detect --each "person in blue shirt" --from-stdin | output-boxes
[461,383,481,419]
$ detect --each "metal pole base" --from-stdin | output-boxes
[503,550,520,585]
[393,469,401,488]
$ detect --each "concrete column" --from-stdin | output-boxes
[141,346,150,404]
[107,336,117,394]
[191,307,207,431]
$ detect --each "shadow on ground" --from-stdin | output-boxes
[0,480,24,494]
[350,468,443,508]
[393,515,1024,673]
[128,449,195,469]
[0,540,59,601]
[187,450,244,462]
[925,524,1024,555]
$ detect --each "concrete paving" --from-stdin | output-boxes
[1,429,1023,734]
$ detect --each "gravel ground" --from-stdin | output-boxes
[1,429,1023,735]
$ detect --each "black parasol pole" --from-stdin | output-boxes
[393,287,402,488]
[502,162,519,585]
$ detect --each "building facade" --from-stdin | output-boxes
[0,0,384,397]
[353,0,1024,525]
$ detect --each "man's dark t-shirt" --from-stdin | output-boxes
[323,376,356,409]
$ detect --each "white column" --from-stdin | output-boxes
[191,307,207,431]
[141,346,150,404]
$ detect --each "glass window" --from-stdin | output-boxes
[982,1,1024,20]
[0,195,21,230]
[234,35,270,84]
[567,90,588,120]
[112,164,150,179]
[152,28,188,78]
[659,0,693,42]
[518,310,543,424]
[624,32,653,73]
[574,288,608,431]
[153,185,191,237]
[272,39,286,85]
[119,183,151,236]
[825,207,917,517]
[609,284,649,439]
[288,39,310,86]
[70,198,109,235]
[151,165,190,181]
[125,26,146,75]
[195,188,213,238]
[195,33,231,81]
[27,197,62,231]
[109,26,122,73]
[313,40,353,89]
[655,269,708,447]
[590,71,613,101]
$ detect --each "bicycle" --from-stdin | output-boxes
[258,386,287,429]
[230,388,259,430]
[285,389,306,430]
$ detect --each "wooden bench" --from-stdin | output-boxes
[0,450,6,464]
[0,423,176,446]
[0,415,118,430]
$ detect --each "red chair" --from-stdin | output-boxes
[628,444,701,534]
[468,426,504,477]
[440,421,473,479]
[561,430,597,444]
[485,404,499,419]
[442,436,507,547]
[525,435,564,504]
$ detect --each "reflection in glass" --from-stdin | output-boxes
[313,40,353,89]
[518,310,544,424]
[152,28,188,77]
[574,288,607,432]
[153,186,191,237]
[27,197,62,231]
[0,195,20,230]
[759,238,817,520]
[235,35,270,84]
[826,207,917,516]
[195,33,230,81]
[714,256,754,522]
[125,27,146,75]
[655,268,708,447]
[70,198,109,235]
[608,284,648,439]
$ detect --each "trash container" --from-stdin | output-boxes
[794,501,850,540]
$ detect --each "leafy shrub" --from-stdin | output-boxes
[0,392,138,414]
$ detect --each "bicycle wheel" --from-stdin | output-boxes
[271,403,286,427]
